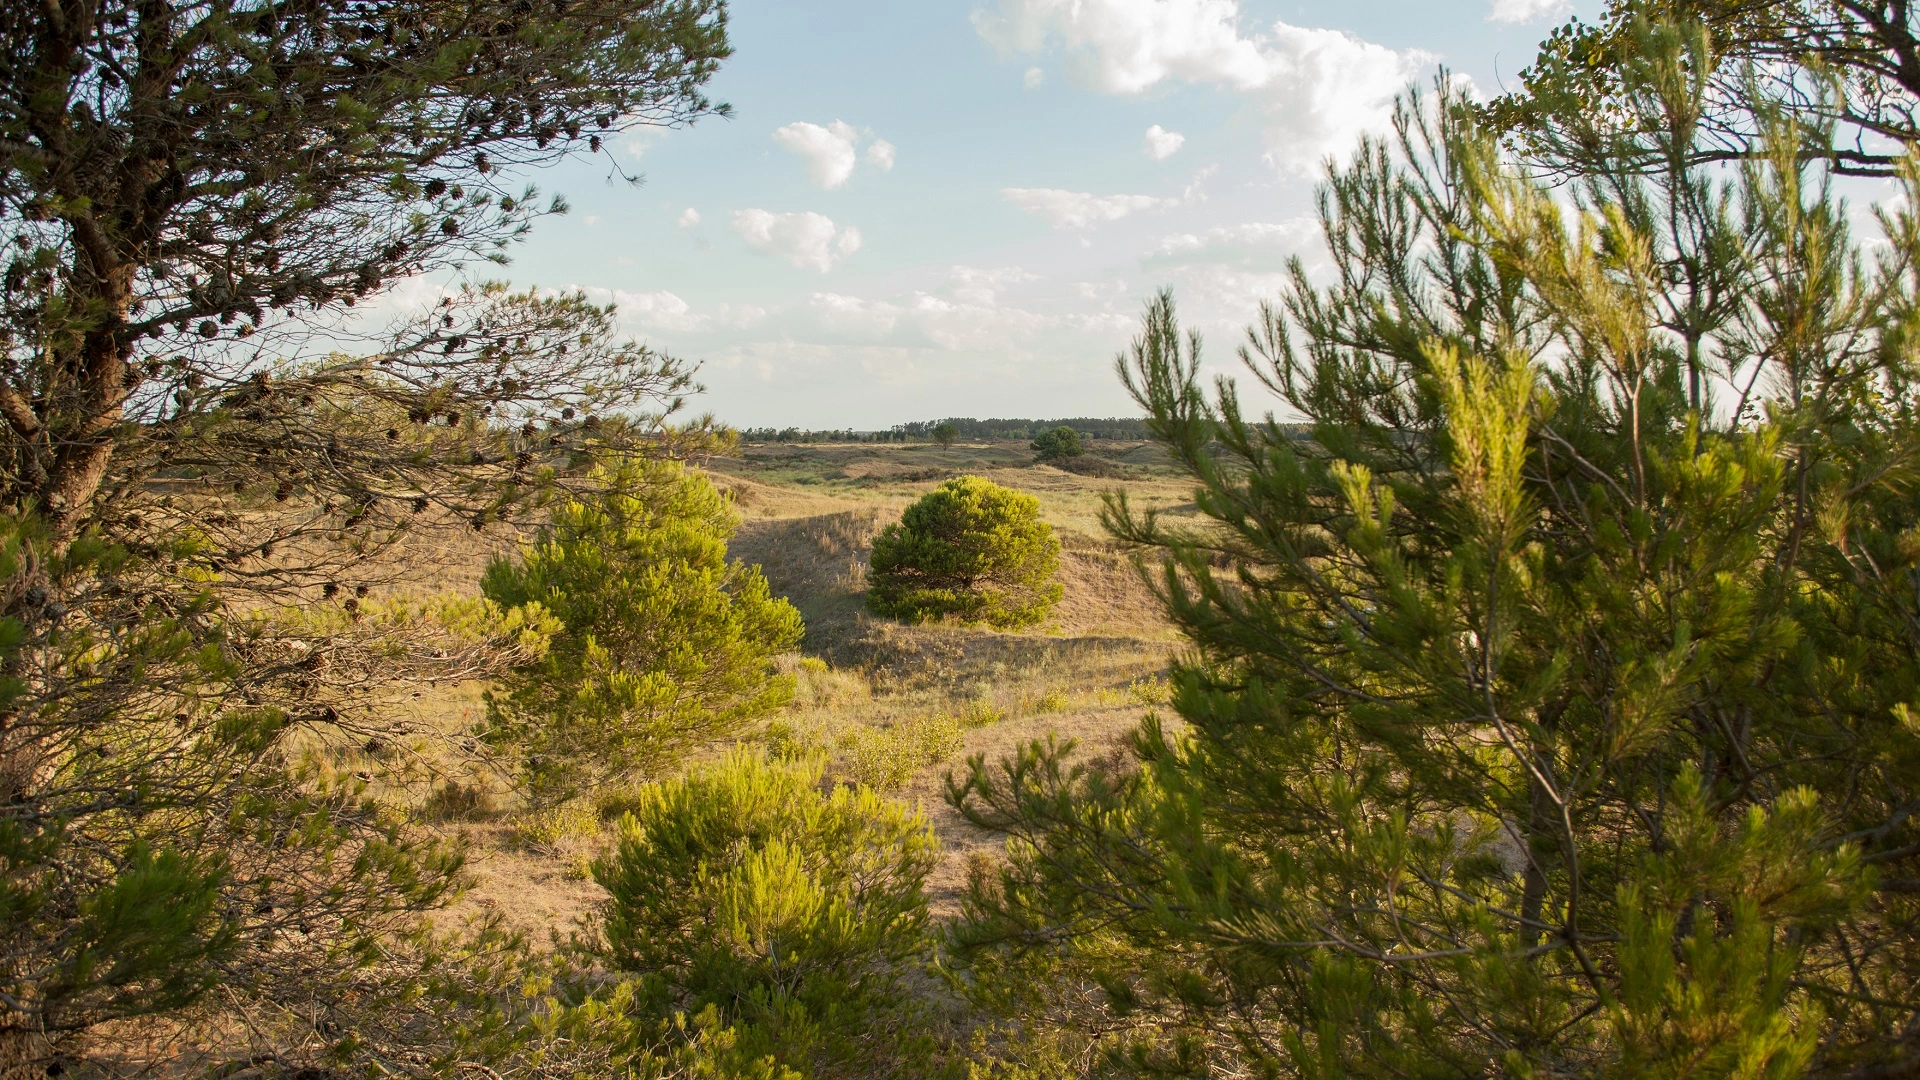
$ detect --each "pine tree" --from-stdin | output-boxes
[1030,426,1087,462]
[868,476,1063,630]
[588,752,942,1079]
[952,26,1920,1077]
[481,462,803,803]
[0,0,731,1064]
[1485,0,1920,176]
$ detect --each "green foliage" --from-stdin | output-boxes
[0,513,504,1050]
[838,714,967,791]
[1483,1,1920,178]
[867,476,1063,629]
[482,462,804,803]
[934,423,960,448]
[591,752,942,1078]
[950,38,1920,1078]
[1,0,729,546]
[1,0,734,1059]
[1028,426,1086,461]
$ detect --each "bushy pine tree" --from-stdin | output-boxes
[589,752,941,1079]
[1030,426,1087,461]
[867,476,1062,630]
[481,462,803,803]
[951,26,1920,1077]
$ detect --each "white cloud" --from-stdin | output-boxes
[977,0,1272,92]
[621,128,664,159]
[677,207,701,228]
[1487,0,1572,23]
[732,209,864,272]
[772,120,861,188]
[1024,66,1047,89]
[610,289,708,333]
[804,266,1054,351]
[1003,187,1174,230]
[948,265,1040,306]
[973,0,1430,172]
[812,291,901,337]
[716,302,769,329]
[570,286,709,333]
[771,121,896,188]
[1150,219,1318,264]
[1144,125,1186,161]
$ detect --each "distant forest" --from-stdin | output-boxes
[738,417,1155,443]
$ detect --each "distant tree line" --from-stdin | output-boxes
[737,417,1158,444]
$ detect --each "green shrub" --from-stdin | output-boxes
[1045,453,1123,479]
[516,804,603,879]
[838,714,966,790]
[482,462,804,803]
[866,476,1062,629]
[1028,425,1086,461]
[958,699,1007,729]
[1026,689,1069,714]
[593,752,941,1077]
[514,804,595,844]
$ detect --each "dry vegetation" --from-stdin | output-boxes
[393,438,1193,933]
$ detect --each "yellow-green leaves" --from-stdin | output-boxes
[594,752,939,1076]
[1432,344,1538,552]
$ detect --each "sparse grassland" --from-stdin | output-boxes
[401,438,1192,930]
[710,440,1193,909]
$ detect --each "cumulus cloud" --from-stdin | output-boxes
[1487,0,1572,23]
[610,289,708,333]
[1024,66,1047,89]
[1003,187,1175,230]
[771,121,896,188]
[973,0,1430,172]
[1144,124,1186,161]
[812,291,901,338]
[569,286,709,333]
[772,121,860,188]
[805,266,1053,351]
[732,209,864,272]
[1150,220,1318,264]
[948,265,1041,305]
[677,207,701,228]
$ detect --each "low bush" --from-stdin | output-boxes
[957,699,1007,729]
[1025,689,1070,714]
[866,476,1062,629]
[1044,453,1124,479]
[592,752,942,1077]
[838,714,965,790]
[516,804,604,879]
[422,778,500,821]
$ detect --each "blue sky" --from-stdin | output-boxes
[493,0,1596,429]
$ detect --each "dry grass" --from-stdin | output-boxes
[413,439,1191,931]
[709,440,1189,914]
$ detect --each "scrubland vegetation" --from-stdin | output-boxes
[12,0,1920,1077]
